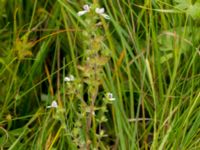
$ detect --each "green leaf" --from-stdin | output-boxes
[187,2,200,19]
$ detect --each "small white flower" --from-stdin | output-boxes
[107,92,115,101]
[95,7,110,19]
[77,4,90,16]
[47,100,58,108]
[64,75,75,82]
[95,8,105,14]
[83,4,90,11]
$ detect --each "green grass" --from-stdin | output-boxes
[0,0,200,149]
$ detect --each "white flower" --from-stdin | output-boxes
[64,75,75,82]
[106,92,115,101]
[95,8,105,14]
[77,4,90,16]
[77,4,110,19]
[95,7,110,19]
[47,100,58,108]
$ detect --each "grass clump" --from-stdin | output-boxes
[0,0,200,149]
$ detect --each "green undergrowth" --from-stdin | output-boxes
[0,0,200,149]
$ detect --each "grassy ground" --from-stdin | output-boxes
[0,0,200,149]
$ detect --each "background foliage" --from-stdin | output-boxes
[0,0,200,149]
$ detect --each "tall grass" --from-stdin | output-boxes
[0,0,200,149]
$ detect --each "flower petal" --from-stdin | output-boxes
[100,13,110,19]
[109,97,116,101]
[107,92,115,101]
[47,100,58,108]
[51,101,58,108]
[77,10,88,16]
[83,4,90,11]
[64,75,75,82]
[95,8,105,14]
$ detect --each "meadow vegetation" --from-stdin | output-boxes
[0,0,200,149]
